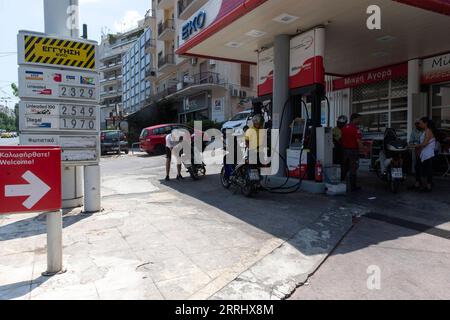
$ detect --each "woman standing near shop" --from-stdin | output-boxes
[412,117,438,192]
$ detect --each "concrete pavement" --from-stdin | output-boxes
[290,216,450,300]
[290,173,450,300]
[1,152,449,300]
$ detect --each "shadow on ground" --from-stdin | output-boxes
[0,212,94,242]
[0,276,49,300]
[160,169,450,258]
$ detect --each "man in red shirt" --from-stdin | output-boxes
[341,113,363,191]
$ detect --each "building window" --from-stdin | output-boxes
[431,82,450,129]
[352,78,408,136]
[240,64,251,88]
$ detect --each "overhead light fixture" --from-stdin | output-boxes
[226,41,243,48]
[377,35,396,43]
[273,13,299,24]
[245,30,267,38]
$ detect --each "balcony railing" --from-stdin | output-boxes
[158,54,176,69]
[145,72,222,105]
[100,61,121,70]
[158,19,175,37]
[187,72,221,86]
[178,0,195,17]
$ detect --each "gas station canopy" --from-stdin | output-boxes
[176,0,450,76]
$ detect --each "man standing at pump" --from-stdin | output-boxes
[333,115,348,165]
[165,130,183,182]
[341,113,363,192]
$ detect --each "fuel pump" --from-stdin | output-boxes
[290,83,326,181]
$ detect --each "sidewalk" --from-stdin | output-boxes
[1,153,449,300]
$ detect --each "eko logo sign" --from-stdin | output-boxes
[182,11,207,40]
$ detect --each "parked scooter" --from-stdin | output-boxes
[220,154,261,197]
[180,135,206,181]
[375,128,408,193]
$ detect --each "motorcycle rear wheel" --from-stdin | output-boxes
[241,182,255,197]
[188,168,199,181]
[220,167,231,189]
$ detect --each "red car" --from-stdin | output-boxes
[139,123,209,155]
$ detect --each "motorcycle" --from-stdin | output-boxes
[181,142,206,181]
[375,128,408,193]
[220,145,261,197]
[220,162,261,197]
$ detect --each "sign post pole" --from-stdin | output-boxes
[84,165,101,213]
[43,209,65,276]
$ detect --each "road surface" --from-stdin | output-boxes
[0,137,19,146]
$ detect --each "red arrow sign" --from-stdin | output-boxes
[0,146,61,214]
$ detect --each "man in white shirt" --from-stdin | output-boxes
[165,130,183,181]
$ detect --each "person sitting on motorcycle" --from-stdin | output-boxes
[245,114,265,166]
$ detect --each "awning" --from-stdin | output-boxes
[176,0,450,76]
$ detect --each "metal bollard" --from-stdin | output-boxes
[42,210,65,276]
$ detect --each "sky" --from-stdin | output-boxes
[0,0,151,109]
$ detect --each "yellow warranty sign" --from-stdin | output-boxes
[24,35,96,70]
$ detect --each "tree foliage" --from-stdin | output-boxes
[0,112,16,131]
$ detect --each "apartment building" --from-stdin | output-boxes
[98,11,154,129]
[147,0,257,124]
[122,27,155,115]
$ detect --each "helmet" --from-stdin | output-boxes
[252,114,264,126]
[337,115,348,125]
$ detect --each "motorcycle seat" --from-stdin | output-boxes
[386,140,408,151]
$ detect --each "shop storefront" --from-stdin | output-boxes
[423,53,450,131]
[179,92,210,123]
[431,82,450,129]
[332,64,409,138]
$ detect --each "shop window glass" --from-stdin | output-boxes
[352,79,408,134]
[391,110,408,135]
[354,101,388,114]
[433,107,450,129]
[391,78,408,98]
[432,85,443,107]
[360,112,389,133]
[353,81,389,102]
[391,97,407,110]
[431,83,450,129]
